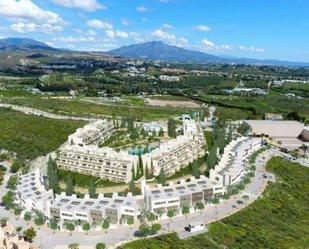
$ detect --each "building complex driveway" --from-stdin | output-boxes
[0,148,279,249]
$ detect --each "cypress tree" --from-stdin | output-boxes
[158,168,166,185]
[66,176,74,196]
[88,184,96,198]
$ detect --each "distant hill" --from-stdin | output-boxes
[108,41,309,67]
[0,38,56,51]
[107,41,225,64]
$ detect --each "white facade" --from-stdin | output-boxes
[57,145,138,183]
[16,169,54,213]
[68,119,113,146]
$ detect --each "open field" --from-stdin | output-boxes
[146,98,201,108]
[1,97,201,121]
[119,157,309,249]
[0,108,84,159]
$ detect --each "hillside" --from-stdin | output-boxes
[107,41,224,64]
[0,38,56,51]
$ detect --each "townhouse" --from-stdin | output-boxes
[47,192,139,226]
[209,137,262,189]
[142,175,224,214]
[16,169,54,214]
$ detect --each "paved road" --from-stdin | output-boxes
[0,103,97,122]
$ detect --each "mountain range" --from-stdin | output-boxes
[0,38,56,51]
[107,41,309,67]
[0,38,308,67]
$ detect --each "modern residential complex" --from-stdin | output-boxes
[56,120,206,182]
[15,136,262,228]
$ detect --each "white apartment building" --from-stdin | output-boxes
[142,175,224,214]
[209,137,262,189]
[47,192,140,226]
[143,134,206,176]
[68,119,114,146]
[15,136,263,228]
[16,169,54,214]
[56,145,138,183]
[142,137,262,214]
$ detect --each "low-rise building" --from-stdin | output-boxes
[16,169,54,214]
[47,192,139,226]
[56,145,138,183]
[68,119,113,146]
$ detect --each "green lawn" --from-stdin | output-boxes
[57,169,125,188]
[0,108,84,159]
[119,157,309,249]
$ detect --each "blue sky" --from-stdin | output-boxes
[0,0,308,61]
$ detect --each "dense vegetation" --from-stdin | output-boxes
[0,108,84,159]
[119,157,309,249]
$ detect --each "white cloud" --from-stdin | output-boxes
[221,44,232,50]
[195,25,211,32]
[152,29,176,43]
[158,0,171,2]
[141,17,148,22]
[87,20,113,30]
[151,29,189,48]
[10,22,63,34]
[239,45,265,53]
[55,36,95,43]
[162,23,173,29]
[136,6,150,12]
[0,0,64,24]
[51,0,105,11]
[121,18,134,26]
[199,39,233,53]
[201,38,215,48]
[105,30,129,39]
